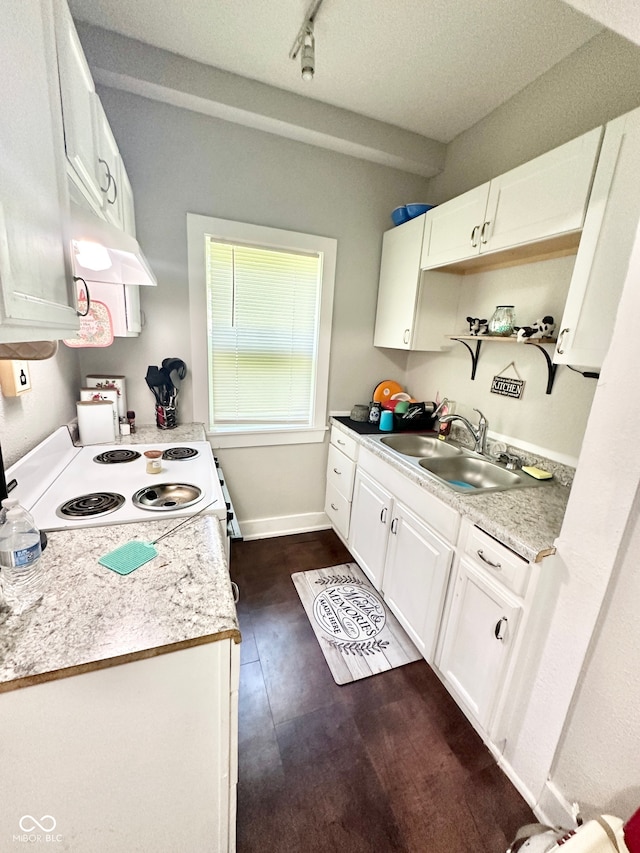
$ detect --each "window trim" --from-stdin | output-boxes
[187,214,337,447]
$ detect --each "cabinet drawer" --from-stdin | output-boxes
[330,425,358,460]
[325,483,350,540]
[464,524,529,597]
[327,444,356,498]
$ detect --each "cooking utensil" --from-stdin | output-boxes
[98,496,220,574]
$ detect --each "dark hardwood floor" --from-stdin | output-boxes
[231,529,534,853]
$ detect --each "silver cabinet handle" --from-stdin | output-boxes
[390,517,398,534]
[403,328,410,345]
[380,507,388,524]
[330,503,339,511]
[336,438,346,446]
[480,221,490,244]
[470,224,480,247]
[477,549,501,570]
[556,328,569,355]
[107,174,118,206]
[333,467,341,475]
[494,617,508,641]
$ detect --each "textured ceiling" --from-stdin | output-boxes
[68,0,603,143]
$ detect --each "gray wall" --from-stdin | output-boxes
[79,88,425,530]
[0,347,80,468]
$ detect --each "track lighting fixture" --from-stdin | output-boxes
[289,0,325,82]
[301,23,315,81]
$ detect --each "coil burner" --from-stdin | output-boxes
[57,492,126,518]
[162,447,200,461]
[93,449,142,464]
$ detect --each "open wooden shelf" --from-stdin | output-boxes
[447,334,559,394]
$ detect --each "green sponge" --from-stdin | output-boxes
[522,465,553,480]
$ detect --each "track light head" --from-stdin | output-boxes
[301,24,315,81]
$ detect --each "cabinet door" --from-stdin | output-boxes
[483,127,601,255]
[0,0,79,340]
[119,162,137,237]
[421,184,489,268]
[93,96,125,229]
[437,557,521,729]
[554,107,640,369]
[373,215,425,349]
[382,502,452,662]
[54,0,102,209]
[349,470,391,589]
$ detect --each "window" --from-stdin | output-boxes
[187,214,337,447]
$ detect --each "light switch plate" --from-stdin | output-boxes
[0,360,31,396]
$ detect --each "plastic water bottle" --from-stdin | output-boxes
[0,507,43,613]
[0,497,35,528]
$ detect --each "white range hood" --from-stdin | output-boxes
[69,203,157,287]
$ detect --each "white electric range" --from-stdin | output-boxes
[5,427,227,533]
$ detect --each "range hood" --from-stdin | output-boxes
[69,203,157,287]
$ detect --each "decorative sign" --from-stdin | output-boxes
[312,582,386,642]
[491,374,525,398]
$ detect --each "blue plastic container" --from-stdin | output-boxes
[391,206,411,226]
[405,203,434,219]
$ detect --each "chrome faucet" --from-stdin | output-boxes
[432,397,449,418]
[438,408,489,455]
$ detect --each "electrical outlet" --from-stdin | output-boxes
[0,360,31,396]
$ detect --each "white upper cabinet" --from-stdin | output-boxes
[421,184,490,269]
[54,0,103,211]
[0,0,79,342]
[554,106,640,369]
[421,127,602,270]
[373,215,461,351]
[374,214,426,349]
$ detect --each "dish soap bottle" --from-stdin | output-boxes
[0,506,44,613]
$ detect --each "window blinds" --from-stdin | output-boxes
[206,239,322,429]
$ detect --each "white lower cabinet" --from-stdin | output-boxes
[381,502,453,661]
[349,468,391,589]
[348,450,458,663]
[324,426,359,541]
[437,555,522,730]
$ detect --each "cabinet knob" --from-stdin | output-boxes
[330,503,339,511]
[494,617,508,641]
[333,467,341,475]
[98,157,111,193]
[480,221,491,244]
[477,549,501,570]
[380,507,388,524]
[403,328,410,345]
[470,224,480,247]
[390,517,398,534]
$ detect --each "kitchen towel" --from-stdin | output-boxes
[292,563,421,685]
[77,400,116,445]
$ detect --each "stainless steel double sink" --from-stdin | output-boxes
[369,433,549,495]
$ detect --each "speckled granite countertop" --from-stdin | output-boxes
[0,424,240,692]
[331,417,571,563]
[73,422,207,445]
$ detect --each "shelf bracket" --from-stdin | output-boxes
[451,337,482,380]
[529,342,558,395]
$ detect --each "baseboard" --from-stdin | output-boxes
[240,512,331,541]
[535,779,579,828]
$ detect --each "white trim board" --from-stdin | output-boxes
[239,512,330,541]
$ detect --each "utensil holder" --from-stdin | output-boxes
[156,404,177,430]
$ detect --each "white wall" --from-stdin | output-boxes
[78,86,425,532]
[406,256,594,463]
[0,347,80,467]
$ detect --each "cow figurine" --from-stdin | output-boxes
[514,315,555,342]
[466,316,489,336]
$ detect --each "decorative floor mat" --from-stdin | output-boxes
[292,562,421,685]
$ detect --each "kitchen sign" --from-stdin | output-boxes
[491,361,525,398]
[491,374,525,398]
